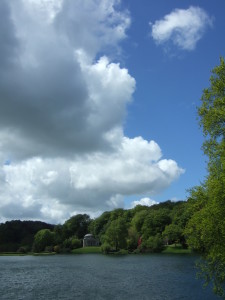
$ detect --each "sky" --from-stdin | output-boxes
[0,0,224,224]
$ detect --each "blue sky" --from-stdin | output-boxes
[121,0,225,204]
[0,0,224,223]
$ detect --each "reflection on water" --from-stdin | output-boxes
[0,254,220,300]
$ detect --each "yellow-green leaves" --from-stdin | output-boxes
[187,57,225,298]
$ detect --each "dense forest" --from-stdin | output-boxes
[0,220,54,252]
[0,199,195,255]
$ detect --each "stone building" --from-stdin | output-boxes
[83,234,99,247]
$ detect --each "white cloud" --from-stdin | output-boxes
[150,6,213,50]
[130,197,159,208]
[0,138,184,223]
[0,0,184,223]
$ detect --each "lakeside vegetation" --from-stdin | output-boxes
[71,244,192,255]
[162,244,192,255]
[0,199,200,257]
[0,244,192,256]
[72,246,101,254]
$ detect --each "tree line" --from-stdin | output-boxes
[0,199,201,255]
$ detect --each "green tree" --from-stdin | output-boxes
[127,227,139,251]
[89,211,111,238]
[131,210,148,234]
[162,224,183,246]
[63,236,81,250]
[185,57,225,298]
[170,201,191,229]
[54,224,64,244]
[141,209,171,239]
[198,57,225,168]
[63,214,91,239]
[145,234,164,253]
[101,242,111,254]
[103,217,128,251]
[32,229,55,253]
[110,208,125,221]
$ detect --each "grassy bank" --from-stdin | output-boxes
[72,246,101,254]
[0,252,27,256]
[0,252,57,256]
[72,245,192,255]
[162,244,192,254]
[0,245,192,256]
[33,252,57,256]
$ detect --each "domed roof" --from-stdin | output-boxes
[84,233,94,238]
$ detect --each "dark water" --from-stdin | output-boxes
[0,254,220,300]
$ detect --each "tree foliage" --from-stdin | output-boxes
[145,234,164,253]
[0,201,190,254]
[88,211,111,239]
[63,236,81,250]
[0,220,54,252]
[103,217,128,251]
[162,224,183,246]
[141,209,171,239]
[186,57,225,298]
[198,57,225,164]
[63,214,91,239]
[32,229,55,253]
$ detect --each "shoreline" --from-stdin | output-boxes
[0,245,193,256]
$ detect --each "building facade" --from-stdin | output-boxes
[83,234,99,247]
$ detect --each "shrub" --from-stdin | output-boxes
[71,238,81,249]
[53,245,61,253]
[101,243,111,254]
[117,249,128,255]
[45,246,54,253]
[63,236,81,250]
[17,247,27,254]
[132,248,141,254]
[146,234,164,253]
[32,229,55,253]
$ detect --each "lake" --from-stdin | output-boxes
[0,254,220,299]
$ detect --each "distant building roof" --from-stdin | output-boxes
[84,234,94,239]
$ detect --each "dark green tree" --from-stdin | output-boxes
[127,227,139,251]
[63,214,91,239]
[53,224,64,244]
[131,210,148,234]
[0,220,53,252]
[89,211,111,238]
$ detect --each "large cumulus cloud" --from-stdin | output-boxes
[0,0,184,223]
